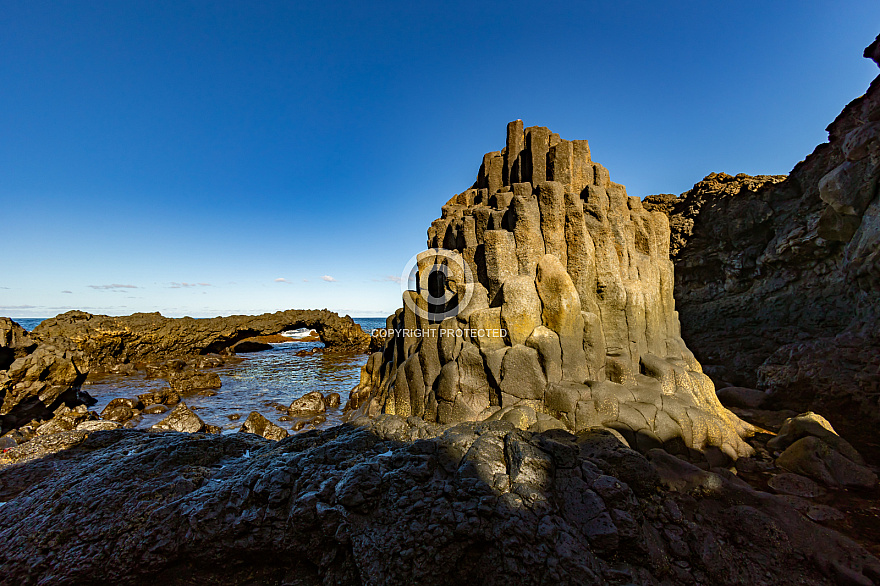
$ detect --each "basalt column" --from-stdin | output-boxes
[353,121,755,459]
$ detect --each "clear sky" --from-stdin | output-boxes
[2,1,878,318]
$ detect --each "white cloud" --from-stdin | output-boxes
[321,275,337,282]
[302,279,309,282]
[275,278,291,284]
[61,290,73,294]
[89,284,138,291]
[380,275,402,283]
[169,282,212,289]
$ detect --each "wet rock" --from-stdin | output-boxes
[239,412,288,441]
[100,399,139,423]
[75,420,122,432]
[167,370,221,393]
[231,340,272,353]
[142,405,168,415]
[0,344,89,430]
[288,391,326,417]
[324,392,341,409]
[150,403,207,433]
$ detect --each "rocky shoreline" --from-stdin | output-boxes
[0,33,879,586]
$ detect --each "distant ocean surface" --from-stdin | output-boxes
[13,317,388,334]
[10,316,389,433]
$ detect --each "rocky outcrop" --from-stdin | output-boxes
[0,318,36,370]
[0,323,90,432]
[0,420,877,585]
[353,121,755,460]
[642,39,880,431]
[30,308,370,369]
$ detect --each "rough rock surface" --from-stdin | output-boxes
[0,322,90,432]
[240,411,289,440]
[354,121,755,459]
[150,403,208,433]
[642,41,880,431]
[0,418,877,585]
[0,318,36,370]
[30,308,370,369]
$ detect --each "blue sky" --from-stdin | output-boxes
[2,1,878,318]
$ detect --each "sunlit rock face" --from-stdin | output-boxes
[354,121,754,459]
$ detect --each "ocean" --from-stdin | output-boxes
[10,316,389,433]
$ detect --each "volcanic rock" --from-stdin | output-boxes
[642,39,880,434]
[239,411,288,441]
[29,309,370,369]
[288,392,327,417]
[0,418,877,584]
[167,370,221,393]
[355,121,755,459]
[0,318,36,370]
[150,403,207,433]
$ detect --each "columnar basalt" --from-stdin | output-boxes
[353,122,755,459]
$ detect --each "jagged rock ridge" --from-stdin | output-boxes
[643,35,880,433]
[353,121,755,459]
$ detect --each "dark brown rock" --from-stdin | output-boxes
[287,391,326,417]
[29,308,370,369]
[239,411,288,441]
[150,403,206,433]
[642,40,880,438]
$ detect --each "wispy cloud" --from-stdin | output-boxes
[61,290,73,294]
[376,275,402,283]
[89,284,138,291]
[302,279,309,282]
[275,278,291,284]
[0,304,37,310]
[322,275,337,282]
[168,282,212,289]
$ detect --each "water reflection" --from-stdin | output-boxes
[83,339,369,433]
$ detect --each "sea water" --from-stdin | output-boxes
[11,316,388,433]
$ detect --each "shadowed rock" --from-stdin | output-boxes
[642,38,880,439]
[0,419,877,585]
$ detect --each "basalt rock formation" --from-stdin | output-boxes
[1,420,878,585]
[353,121,755,459]
[643,36,880,431]
[0,318,90,432]
[32,309,370,370]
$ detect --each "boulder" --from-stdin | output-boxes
[716,386,768,409]
[776,435,877,489]
[239,411,288,441]
[150,403,206,434]
[287,392,326,417]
